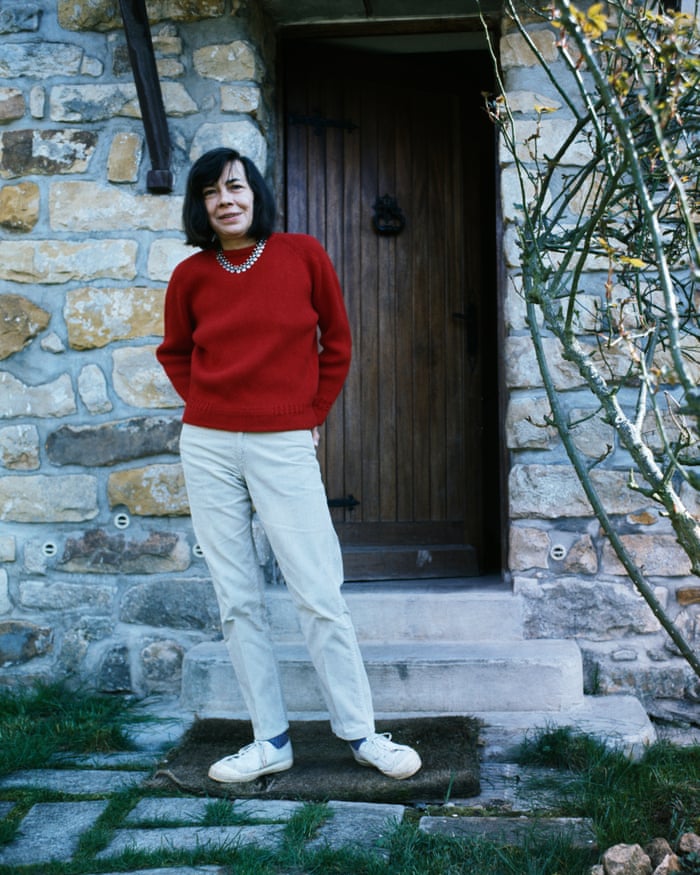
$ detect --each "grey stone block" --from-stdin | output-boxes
[98,824,285,858]
[419,815,597,849]
[308,801,405,856]
[0,801,108,865]
[0,768,145,794]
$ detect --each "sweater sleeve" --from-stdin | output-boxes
[309,241,352,423]
[156,265,194,403]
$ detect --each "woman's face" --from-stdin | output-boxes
[203,160,255,249]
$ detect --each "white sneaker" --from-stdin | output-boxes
[208,739,293,783]
[351,732,422,780]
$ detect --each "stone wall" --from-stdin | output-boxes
[0,0,696,714]
[0,0,276,693]
[499,22,699,714]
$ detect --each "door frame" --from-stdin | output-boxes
[275,19,507,580]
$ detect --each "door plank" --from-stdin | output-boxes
[283,44,498,578]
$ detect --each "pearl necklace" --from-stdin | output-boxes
[216,238,267,274]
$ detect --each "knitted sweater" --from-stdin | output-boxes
[156,233,351,432]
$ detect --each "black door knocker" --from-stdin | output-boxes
[372,194,406,236]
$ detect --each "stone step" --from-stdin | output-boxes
[476,694,657,761]
[264,583,523,643]
[181,639,584,716]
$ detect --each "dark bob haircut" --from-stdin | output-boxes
[182,147,276,249]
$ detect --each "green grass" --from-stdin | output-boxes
[0,682,137,778]
[518,726,700,849]
[0,686,699,874]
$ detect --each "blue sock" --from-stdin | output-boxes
[349,737,366,751]
[266,731,289,749]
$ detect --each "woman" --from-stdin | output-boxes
[157,147,421,783]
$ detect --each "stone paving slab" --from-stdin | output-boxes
[87,868,226,875]
[309,801,405,857]
[419,814,597,849]
[0,800,109,866]
[97,823,285,858]
[456,762,578,811]
[51,751,161,769]
[0,768,146,794]
[125,796,304,824]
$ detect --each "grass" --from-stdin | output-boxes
[518,725,700,850]
[0,685,699,874]
[0,682,137,777]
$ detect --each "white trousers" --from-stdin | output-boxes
[179,424,375,742]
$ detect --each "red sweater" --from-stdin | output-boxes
[157,233,351,432]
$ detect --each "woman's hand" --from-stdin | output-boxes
[311,426,320,448]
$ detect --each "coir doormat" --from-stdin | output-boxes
[149,716,481,803]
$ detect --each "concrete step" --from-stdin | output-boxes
[264,583,524,643]
[180,639,585,716]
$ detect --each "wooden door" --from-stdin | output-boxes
[284,45,498,579]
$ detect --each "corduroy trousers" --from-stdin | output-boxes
[179,424,376,742]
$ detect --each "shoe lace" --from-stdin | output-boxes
[228,740,260,761]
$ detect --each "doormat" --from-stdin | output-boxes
[148,716,481,803]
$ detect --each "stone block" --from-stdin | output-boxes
[77,364,112,414]
[41,332,65,353]
[0,474,97,522]
[19,579,113,611]
[0,536,15,561]
[50,182,182,231]
[29,86,45,118]
[58,528,190,574]
[58,0,225,31]
[65,286,165,349]
[505,394,556,449]
[46,416,181,467]
[505,335,581,390]
[99,644,132,692]
[112,346,182,408]
[569,407,616,458]
[49,83,197,122]
[0,801,108,867]
[0,43,85,78]
[147,237,193,282]
[509,464,643,518]
[0,3,41,33]
[561,534,598,574]
[0,569,10,613]
[509,525,549,570]
[0,129,97,178]
[141,638,184,689]
[107,463,189,516]
[193,40,256,81]
[120,578,219,631]
[0,424,40,469]
[0,181,40,231]
[221,84,261,114]
[602,534,692,577]
[0,371,75,418]
[190,121,267,174]
[0,620,52,666]
[678,587,700,606]
[500,28,559,68]
[0,240,137,283]
[0,88,25,123]
[107,132,143,183]
[515,576,663,638]
[0,293,50,359]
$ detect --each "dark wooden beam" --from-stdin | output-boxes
[118,0,173,193]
